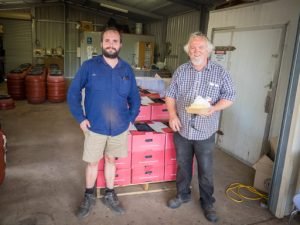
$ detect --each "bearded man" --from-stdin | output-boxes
[67,27,140,218]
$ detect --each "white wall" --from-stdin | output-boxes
[208,0,299,139]
[207,0,300,217]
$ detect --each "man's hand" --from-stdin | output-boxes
[169,115,182,132]
[197,106,216,117]
[197,99,233,117]
[80,119,90,132]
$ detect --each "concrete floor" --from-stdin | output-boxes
[0,82,293,225]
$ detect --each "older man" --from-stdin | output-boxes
[165,32,236,223]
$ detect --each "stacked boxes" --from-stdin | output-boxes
[131,122,165,184]
[162,125,177,181]
[149,98,169,121]
[96,89,178,188]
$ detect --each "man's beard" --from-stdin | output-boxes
[102,47,120,59]
[191,56,205,66]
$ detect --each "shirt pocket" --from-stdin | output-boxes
[117,75,131,97]
[89,74,106,91]
[205,82,221,103]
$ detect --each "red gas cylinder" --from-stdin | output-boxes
[6,63,31,100]
[25,65,47,104]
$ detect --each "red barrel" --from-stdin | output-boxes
[0,95,15,110]
[0,128,6,185]
[25,65,47,104]
[47,66,66,103]
[7,63,31,100]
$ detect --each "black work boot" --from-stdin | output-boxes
[202,205,218,223]
[167,196,191,209]
[102,189,125,214]
[76,193,96,219]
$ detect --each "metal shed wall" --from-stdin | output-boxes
[34,5,114,78]
[0,19,32,73]
[165,11,200,73]
[144,21,165,63]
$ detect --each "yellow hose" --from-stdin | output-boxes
[225,183,268,203]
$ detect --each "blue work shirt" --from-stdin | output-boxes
[67,55,141,136]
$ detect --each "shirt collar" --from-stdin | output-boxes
[96,55,124,69]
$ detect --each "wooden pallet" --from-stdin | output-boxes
[97,181,176,198]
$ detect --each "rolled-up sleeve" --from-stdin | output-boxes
[220,70,236,102]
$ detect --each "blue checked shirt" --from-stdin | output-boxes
[166,60,236,140]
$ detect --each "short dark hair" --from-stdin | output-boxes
[101,26,122,43]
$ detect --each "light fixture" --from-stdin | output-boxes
[100,3,128,13]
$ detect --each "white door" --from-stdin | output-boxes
[212,27,284,164]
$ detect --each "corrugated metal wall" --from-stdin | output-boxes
[144,22,164,63]
[1,19,32,73]
[34,5,113,78]
[65,21,79,79]
[165,11,200,73]
[35,6,65,49]
[1,5,201,77]
[65,6,109,78]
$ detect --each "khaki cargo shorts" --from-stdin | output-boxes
[82,129,128,163]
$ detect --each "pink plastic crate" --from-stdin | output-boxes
[150,99,169,121]
[131,165,164,184]
[96,168,131,188]
[131,130,165,152]
[164,160,195,182]
[163,127,175,150]
[128,132,132,151]
[164,163,177,181]
[98,154,131,170]
[165,148,176,165]
[131,149,164,167]
[135,105,151,121]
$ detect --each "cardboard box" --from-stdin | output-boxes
[269,136,278,160]
[80,21,93,31]
[44,56,64,71]
[252,155,273,193]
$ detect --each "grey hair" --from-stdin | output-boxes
[183,32,214,55]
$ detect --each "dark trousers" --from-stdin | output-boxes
[174,132,216,208]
